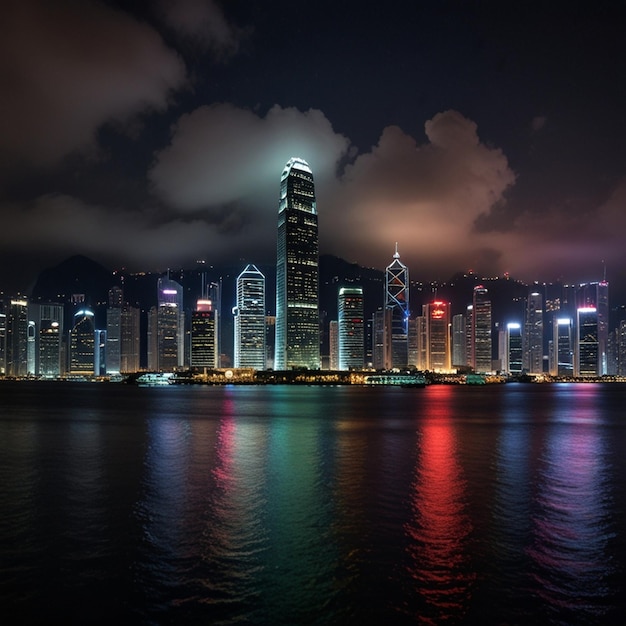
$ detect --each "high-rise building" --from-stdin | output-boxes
[120,305,140,373]
[423,300,451,372]
[39,320,61,378]
[373,308,392,370]
[5,297,29,377]
[577,281,609,375]
[329,320,339,370]
[575,307,599,377]
[523,291,544,374]
[338,286,364,370]
[0,307,6,375]
[155,276,184,371]
[106,286,123,375]
[503,322,523,375]
[275,157,319,370]
[233,264,266,369]
[69,308,95,375]
[191,299,218,368]
[553,317,573,376]
[472,286,492,373]
[385,245,409,368]
[37,303,64,377]
[452,313,467,369]
[618,320,626,376]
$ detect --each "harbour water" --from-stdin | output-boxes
[1,381,626,624]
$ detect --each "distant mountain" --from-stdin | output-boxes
[31,255,113,307]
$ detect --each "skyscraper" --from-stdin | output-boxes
[554,317,573,376]
[385,244,409,368]
[503,322,523,375]
[69,308,95,375]
[523,291,544,374]
[576,307,599,377]
[338,286,364,370]
[156,276,184,371]
[5,297,28,377]
[106,286,123,375]
[472,285,492,373]
[191,299,218,368]
[423,300,451,372]
[233,264,266,369]
[452,313,467,369]
[275,157,319,370]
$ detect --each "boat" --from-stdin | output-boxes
[136,372,175,386]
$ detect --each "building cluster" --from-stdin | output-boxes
[0,158,624,380]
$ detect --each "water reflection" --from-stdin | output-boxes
[529,385,615,622]
[405,385,475,624]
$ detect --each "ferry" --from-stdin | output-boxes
[136,372,175,386]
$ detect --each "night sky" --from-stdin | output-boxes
[2,0,626,294]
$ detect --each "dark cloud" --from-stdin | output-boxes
[157,0,247,58]
[0,0,186,170]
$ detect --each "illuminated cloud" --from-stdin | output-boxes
[149,103,351,210]
[0,0,187,169]
[321,110,517,278]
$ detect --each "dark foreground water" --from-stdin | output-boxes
[1,381,626,625]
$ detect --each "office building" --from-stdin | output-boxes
[69,308,95,375]
[385,245,409,368]
[155,276,184,371]
[5,297,29,377]
[329,320,338,370]
[575,307,599,377]
[275,157,320,370]
[452,313,467,369]
[472,286,492,373]
[503,322,523,375]
[577,281,609,374]
[423,300,451,372]
[553,317,573,376]
[191,299,218,368]
[233,264,266,369]
[523,291,544,374]
[338,286,364,370]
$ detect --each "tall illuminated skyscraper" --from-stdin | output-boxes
[338,286,364,370]
[275,157,319,370]
[553,317,573,376]
[156,276,184,371]
[191,299,218,368]
[423,300,451,372]
[233,264,266,369]
[503,322,523,375]
[6,297,28,377]
[523,291,544,374]
[472,285,492,373]
[385,244,409,368]
[576,307,599,377]
[69,308,95,375]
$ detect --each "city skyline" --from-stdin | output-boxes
[2,1,626,294]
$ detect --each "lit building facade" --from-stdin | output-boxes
[329,320,338,370]
[423,300,451,372]
[106,286,123,374]
[576,307,599,377]
[338,286,364,370]
[503,322,523,375]
[191,299,218,368]
[233,264,266,369]
[155,276,184,371]
[452,313,467,369]
[385,245,409,368]
[275,157,320,370]
[553,317,573,376]
[5,297,29,377]
[472,286,492,372]
[69,309,95,375]
[523,291,544,374]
